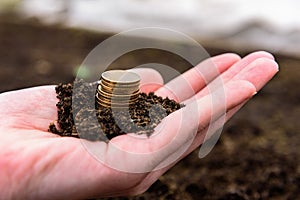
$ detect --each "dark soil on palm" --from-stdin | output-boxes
[49,81,182,141]
[1,14,299,200]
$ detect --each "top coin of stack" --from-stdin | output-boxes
[96,70,141,109]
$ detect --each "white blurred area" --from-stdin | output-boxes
[4,0,300,57]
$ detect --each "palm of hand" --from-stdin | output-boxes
[0,52,278,199]
[0,86,148,198]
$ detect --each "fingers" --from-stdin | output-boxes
[128,68,164,93]
[184,51,277,104]
[231,58,279,91]
[217,51,274,85]
[179,55,279,158]
[154,53,241,102]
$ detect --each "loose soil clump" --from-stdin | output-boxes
[49,80,183,141]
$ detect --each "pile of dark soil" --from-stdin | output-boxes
[49,81,183,141]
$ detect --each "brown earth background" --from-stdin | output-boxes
[0,13,299,200]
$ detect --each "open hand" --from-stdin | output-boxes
[0,51,278,199]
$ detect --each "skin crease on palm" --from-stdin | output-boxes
[0,51,278,199]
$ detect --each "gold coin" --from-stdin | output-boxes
[96,93,138,104]
[97,97,139,105]
[98,89,140,99]
[96,92,139,101]
[96,93,138,102]
[100,82,139,91]
[99,83,139,95]
[101,70,140,85]
[99,81,140,89]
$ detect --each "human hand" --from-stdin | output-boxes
[0,51,278,199]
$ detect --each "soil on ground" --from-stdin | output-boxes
[0,14,299,200]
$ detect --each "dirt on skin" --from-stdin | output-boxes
[0,14,299,200]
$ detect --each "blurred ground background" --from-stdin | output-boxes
[0,1,299,199]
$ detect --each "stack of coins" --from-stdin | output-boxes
[96,70,141,109]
